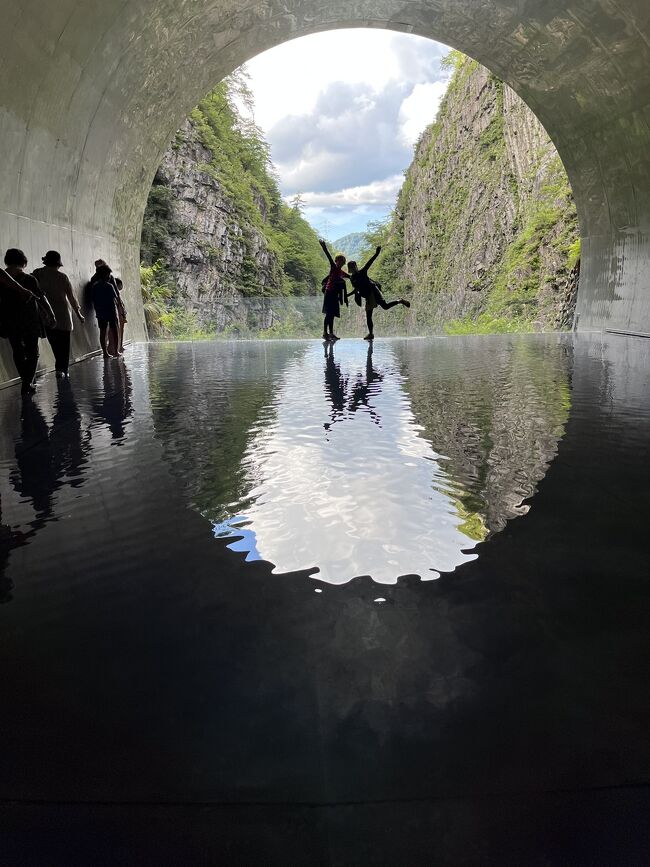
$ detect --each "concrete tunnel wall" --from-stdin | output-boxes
[1,0,650,385]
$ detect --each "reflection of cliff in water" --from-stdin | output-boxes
[147,341,305,523]
[147,337,571,583]
[393,335,572,536]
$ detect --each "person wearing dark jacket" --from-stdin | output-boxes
[348,246,410,340]
[2,248,45,395]
[91,264,120,358]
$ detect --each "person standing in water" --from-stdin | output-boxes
[348,246,410,340]
[319,239,350,341]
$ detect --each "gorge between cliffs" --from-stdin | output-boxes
[140,54,580,338]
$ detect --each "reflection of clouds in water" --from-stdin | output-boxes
[213,342,478,584]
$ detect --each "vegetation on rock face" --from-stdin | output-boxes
[359,52,580,334]
[141,53,580,339]
[140,71,323,338]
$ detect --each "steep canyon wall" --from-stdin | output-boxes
[372,55,580,334]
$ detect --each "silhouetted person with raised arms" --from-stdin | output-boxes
[33,250,84,378]
[319,239,350,341]
[91,263,120,359]
[348,246,410,340]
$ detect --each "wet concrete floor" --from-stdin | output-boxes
[0,335,648,865]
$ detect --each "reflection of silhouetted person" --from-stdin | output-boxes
[348,342,384,424]
[0,491,34,602]
[11,380,90,530]
[0,492,15,600]
[323,341,348,431]
[10,399,55,531]
[92,359,133,441]
[50,379,91,490]
[4,382,89,598]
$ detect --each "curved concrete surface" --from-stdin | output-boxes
[0,1,649,382]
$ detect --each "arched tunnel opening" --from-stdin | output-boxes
[138,31,581,341]
[0,3,649,864]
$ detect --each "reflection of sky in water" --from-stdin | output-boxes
[213,342,479,584]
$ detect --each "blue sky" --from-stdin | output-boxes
[245,30,452,241]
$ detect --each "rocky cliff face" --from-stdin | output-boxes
[140,80,323,337]
[152,122,279,331]
[377,54,580,333]
[144,61,579,338]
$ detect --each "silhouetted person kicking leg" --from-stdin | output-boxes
[348,246,410,340]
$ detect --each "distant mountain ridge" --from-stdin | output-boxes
[331,232,367,262]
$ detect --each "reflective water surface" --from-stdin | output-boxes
[1,334,648,861]
[1,336,572,588]
[201,339,570,583]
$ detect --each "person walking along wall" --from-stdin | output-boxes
[91,264,120,358]
[32,251,84,378]
[1,249,45,395]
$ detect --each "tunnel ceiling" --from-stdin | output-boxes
[1,0,650,339]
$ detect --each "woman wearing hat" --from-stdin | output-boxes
[32,251,84,378]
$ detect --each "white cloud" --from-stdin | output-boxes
[399,80,449,145]
[246,30,422,130]
[297,175,404,208]
[241,29,452,235]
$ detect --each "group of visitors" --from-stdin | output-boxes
[0,251,127,395]
[0,236,402,397]
[319,239,410,341]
